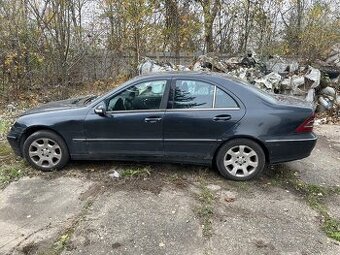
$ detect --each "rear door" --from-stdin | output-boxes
[163,78,245,161]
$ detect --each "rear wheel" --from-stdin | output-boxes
[23,130,69,171]
[215,138,266,181]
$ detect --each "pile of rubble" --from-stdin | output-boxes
[138,51,340,117]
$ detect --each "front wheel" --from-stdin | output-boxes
[215,138,266,181]
[23,130,69,171]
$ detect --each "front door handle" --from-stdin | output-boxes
[213,114,231,121]
[144,117,162,123]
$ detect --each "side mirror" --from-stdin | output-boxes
[94,104,107,116]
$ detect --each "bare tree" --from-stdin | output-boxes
[196,0,220,53]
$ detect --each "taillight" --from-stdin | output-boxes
[296,114,315,133]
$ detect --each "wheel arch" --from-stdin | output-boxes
[20,126,69,154]
[213,135,270,164]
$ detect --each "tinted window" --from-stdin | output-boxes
[173,80,214,109]
[107,80,166,111]
[215,87,238,108]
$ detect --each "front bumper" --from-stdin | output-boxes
[7,124,26,157]
[265,133,317,164]
[7,134,22,157]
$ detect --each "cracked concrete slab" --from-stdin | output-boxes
[62,188,204,255]
[211,186,340,255]
[0,177,92,255]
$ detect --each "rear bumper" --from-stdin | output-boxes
[265,133,317,164]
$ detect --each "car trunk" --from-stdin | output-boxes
[271,94,314,109]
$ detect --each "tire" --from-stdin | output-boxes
[23,130,69,171]
[215,138,266,181]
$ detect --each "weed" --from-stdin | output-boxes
[0,119,11,136]
[0,141,12,157]
[323,218,340,242]
[167,173,187,188]
[197,183,214,238]
[121,167,151,178]
[0,164,26,188]
[52,230,73,254]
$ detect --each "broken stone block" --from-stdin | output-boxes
[320,87,336,98]
[318,96,333,111]
[266,57,299,73]
[305,89,315,103]
[255,72,281,90]
[305,66,321,89]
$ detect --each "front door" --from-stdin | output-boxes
[84,79,170,158]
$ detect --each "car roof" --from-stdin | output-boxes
[137,71,255,90]
[139,71,207,78]
[139,71,246,83]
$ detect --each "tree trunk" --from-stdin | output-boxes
[199,0,220,54]
[164,0,181,63]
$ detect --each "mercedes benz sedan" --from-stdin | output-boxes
[7,72,317,180]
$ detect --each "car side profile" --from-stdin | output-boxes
[7,72,317,180]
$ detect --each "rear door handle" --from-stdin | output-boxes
[213,114,232,121]
[144,117,162,123]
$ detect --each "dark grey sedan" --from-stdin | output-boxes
[7,72,317,180]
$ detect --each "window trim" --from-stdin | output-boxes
[101,79,171,114]
[169,78,240,111]
[166,107,240,112]
[212,85,217,108]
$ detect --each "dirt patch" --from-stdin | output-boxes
[21,242,38,255]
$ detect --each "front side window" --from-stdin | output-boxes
[107,80,166,111]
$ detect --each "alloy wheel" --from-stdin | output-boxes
[223,145,259,177]
[28,138,62,168]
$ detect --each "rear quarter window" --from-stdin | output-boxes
[215,87,239,108]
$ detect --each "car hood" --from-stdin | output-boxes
[22,95,98,116]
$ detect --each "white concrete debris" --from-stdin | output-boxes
[109,170,120,179]
[306,89,315,103]
[266,56,299,73]
[255,72,281,90]
[7,104,16,113]
[305,66,321,89]
[138,57,189,74]
[138,53,339,115]
[279,75,305,95]
[321,87,336,98]
[326,43,340,68]
[318,96,333,111]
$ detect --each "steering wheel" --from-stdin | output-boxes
[123,97,133,110]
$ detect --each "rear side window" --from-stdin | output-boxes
[215,87,238,108]
[173,80,214,109]
[172,80,238,109]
